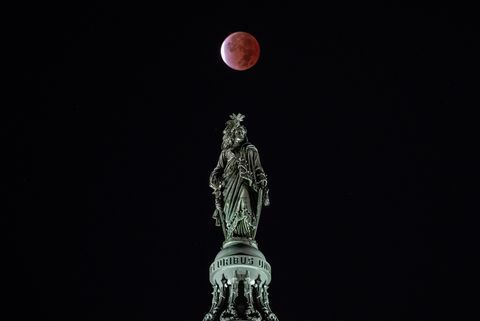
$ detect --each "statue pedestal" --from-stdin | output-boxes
[203,240,278,321]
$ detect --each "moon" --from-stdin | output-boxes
[220,31,260,71]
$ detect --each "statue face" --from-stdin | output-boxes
[233,127,246,143]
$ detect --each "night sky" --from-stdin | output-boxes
[7,3,475,321]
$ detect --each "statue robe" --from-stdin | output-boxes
[210,142,268,239]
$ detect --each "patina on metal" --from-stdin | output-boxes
[209,113,269,243]
[204,114,278,321]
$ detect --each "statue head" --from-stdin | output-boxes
[222,113,248,150]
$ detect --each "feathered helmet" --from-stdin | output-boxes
[222,113,247,149]
[224,113,245,133]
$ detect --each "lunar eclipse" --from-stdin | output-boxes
[220,31,260,71]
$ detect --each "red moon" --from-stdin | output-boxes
[221,32,260,71]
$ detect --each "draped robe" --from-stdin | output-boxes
[210,142,268,239]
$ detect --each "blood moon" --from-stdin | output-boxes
[220,32,260,71]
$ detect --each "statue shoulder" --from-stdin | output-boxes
[219,149,231,158]
[245,143,258,152]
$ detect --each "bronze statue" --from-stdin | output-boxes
[204,113,279,321]
[209,113,269,241]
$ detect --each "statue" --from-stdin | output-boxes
[203,113,279,321]
[209,113,270,241]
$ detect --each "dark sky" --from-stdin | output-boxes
[7,3,475,321]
